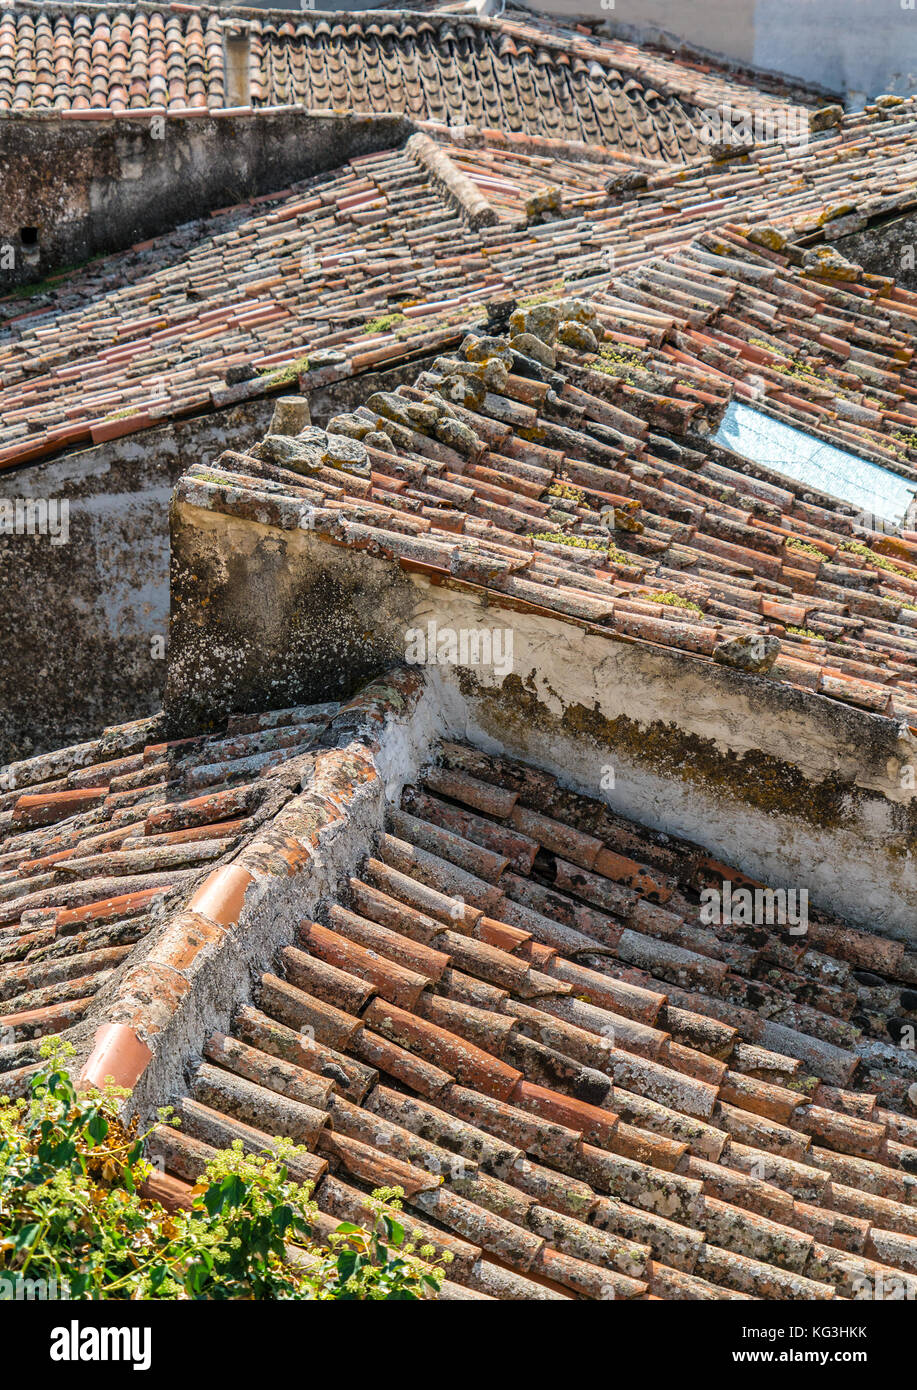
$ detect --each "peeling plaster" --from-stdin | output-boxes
[167,505,917,938]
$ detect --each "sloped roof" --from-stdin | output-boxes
[0,2,229,110]
[0,2,816,160]
[425,93,917,234]
[584,97,917,275]
[594,232,917,481]
[248,10,778,158]
[0,145,487,469]
[150,737,917,1300]
[0,701,342,1054]
[2,1,916,1310]
[175,245,917,724]
[4,673,916,1300]
[2,97,916,473]
[426,129,650,223]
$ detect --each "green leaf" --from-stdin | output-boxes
[271,1203,293,1233]
[221,1174,247,1210]
[13,1222,40,1252]
[0,1054,444,1303]
[86,1111,109,1145]
[202,1173,245,1216]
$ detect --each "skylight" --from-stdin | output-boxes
[713,402,917,529]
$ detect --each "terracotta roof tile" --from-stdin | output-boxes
[17,675,910,1300]
[0,1,812,149]
[3,5,917,1309]
[174,239,917,720]
[9,96,917,475]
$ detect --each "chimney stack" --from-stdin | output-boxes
[222,22,252,109]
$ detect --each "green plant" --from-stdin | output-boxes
[600,343,645,367]
[315,1187,445,1300]
[592,343,646,383]
[639,589,703,613]
[362,312,405,335]
[786,537,825,559]
[0,254,108,303]
[840,539,911,578]
[785,625,825,641]
[517,279,566,309]
[546,482,585,505]
[4,279,64,302]
[530,531,629,565]
[531,530,604,549]
[764,353,828,385]
[257,354,310,387]
[0,1043,447,1301]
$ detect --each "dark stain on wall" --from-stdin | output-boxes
[0,399,272,763]
[165,511,416,736]
[834,209,917,292]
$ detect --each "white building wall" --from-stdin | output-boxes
[537,0,917,106]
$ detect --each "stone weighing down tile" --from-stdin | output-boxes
[0,144,558,471]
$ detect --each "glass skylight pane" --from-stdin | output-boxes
[713,401,917,528]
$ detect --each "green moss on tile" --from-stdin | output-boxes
[517,280,566,309]
[258,354,310,386]
[840,540,911,578]
[592,342,647,384]
[546,482,586,505]
[362,312,406,334]
[786,538,825,559]
[531,530,606,551]
[640,590,704,613]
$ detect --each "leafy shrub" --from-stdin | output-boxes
[0,1043,448,1301]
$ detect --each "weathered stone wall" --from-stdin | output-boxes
[833,210,917,293]
[165,501,917,939]
[166,501,414,734]
[0,352,447,764]
[0,108,413,290]
[0,399,272,764]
